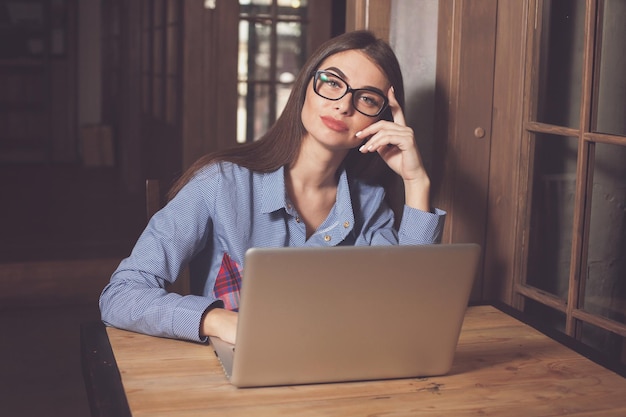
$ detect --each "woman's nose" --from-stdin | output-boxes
[334,93,354,115]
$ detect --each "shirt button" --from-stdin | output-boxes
[324,235,331,242]
[343,221,350,228]
[295,216,301,223]
[286,203,292,209]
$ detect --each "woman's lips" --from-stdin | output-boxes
[321,116,349,132]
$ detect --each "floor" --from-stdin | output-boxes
[0,304,101,417]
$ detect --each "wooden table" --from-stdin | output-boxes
[81,304,626,417]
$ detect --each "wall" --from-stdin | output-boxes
[78,0,101,126]
[389,0,438,173]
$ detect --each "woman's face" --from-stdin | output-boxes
[301,49,390,153]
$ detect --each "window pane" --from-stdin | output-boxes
[238,20,249,83]
[275,21,304,118]
[276,22,304,81]
[593,0,626,136]
[581,322,625,364]
[526,134,578,298]
[277,0,308,18]
[251,84,271,141]
[278,0,308,7]
[238,19,271,81]
[276,83,291,122]
[237,0,309,143]
[240,0,272,16]
[535,0,585,128]
[525,298,566,333]
[237,82,248,143]
[583,142,626,325]
[237,82,270,142]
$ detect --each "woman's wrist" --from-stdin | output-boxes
[403,174,431,212]
[200,306,238,344]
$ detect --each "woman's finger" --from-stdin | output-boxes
[388,86,406,126]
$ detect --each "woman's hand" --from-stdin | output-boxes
[356,87,431,212]
[201,307,238,344]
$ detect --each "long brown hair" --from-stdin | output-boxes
[168,30,405,200]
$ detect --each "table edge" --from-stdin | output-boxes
[80,320,132,417]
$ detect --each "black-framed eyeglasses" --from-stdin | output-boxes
[312,70,389,117]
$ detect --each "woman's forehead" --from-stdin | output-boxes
[318,50,389,89]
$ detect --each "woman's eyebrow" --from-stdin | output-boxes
[323,66,347,79]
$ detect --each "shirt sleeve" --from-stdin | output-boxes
[398,206,446,244]
[99,171,221,342]
[351,178,446,246]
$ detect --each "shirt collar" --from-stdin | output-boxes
[259,165,355,221]
[260,166,288,214]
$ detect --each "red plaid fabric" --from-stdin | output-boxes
[213,253,242,311]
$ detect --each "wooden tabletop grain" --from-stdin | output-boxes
[81,305,626,417]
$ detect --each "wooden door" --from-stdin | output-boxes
[436,0,626,366]
[433,0,499,302]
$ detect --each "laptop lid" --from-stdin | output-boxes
[210,243,481,388]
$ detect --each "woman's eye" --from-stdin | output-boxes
[360,95,380,107]
[320,74,342,88]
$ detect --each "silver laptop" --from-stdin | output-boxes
[209,243,481,388]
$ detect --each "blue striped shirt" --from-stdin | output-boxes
[100,162,446,341]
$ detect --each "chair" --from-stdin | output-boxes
[145,179,163,221]
[145,179,190,295]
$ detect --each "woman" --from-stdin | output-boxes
[100,30,446,344]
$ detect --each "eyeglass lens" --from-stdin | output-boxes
[315,71,386,117]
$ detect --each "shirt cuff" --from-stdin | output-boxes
[399,206,446,244]
[171,295,218,342]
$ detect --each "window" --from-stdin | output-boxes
[517,0,626,363]
[237,0,309,143]
[140,0,182,125]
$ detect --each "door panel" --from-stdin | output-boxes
[434,0,498,302]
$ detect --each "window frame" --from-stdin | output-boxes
[515,0,626,353]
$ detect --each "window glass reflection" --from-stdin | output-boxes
[593,0,626,136]
[276,22,302,81]
[581,322,625,366]
[536,0,585,128]
[278,0,308,7]
[526,134,578,298]
[251,23,271,81]
[237,0,308,143]
[525,299,566,333]
[583,142,626,325]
